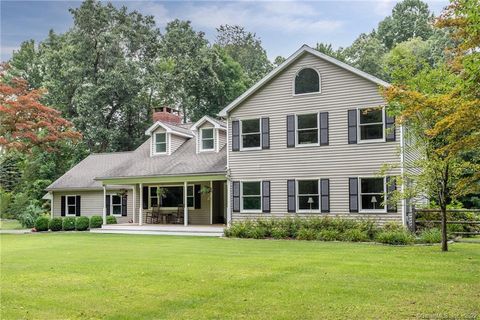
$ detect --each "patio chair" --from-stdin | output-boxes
[146,206,161,224]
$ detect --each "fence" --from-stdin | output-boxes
[408,207,480,235]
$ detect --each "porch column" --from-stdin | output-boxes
[102,185,107,225]
[226,178,232,227]
[132,184,136,224]
[50,192,54,219]
[139,183,143,226]
[209,181,213,224]
[184,181,188,226]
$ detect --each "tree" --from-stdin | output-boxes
[216,25,273,85]
[343,33,388,79]
[315,42,346,62]
[0,65,81,152]
[273,56,286,67]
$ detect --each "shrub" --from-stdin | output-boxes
[225,221,251,238]
[106,216,117,224]
[247,226,267,239]
[358,219,379,239]
[90,216,103,229]
[34,216,50,232]
[49,217,63,231]
[342,229,370,242]
[75,216,90,231]
[418,228,442,244]
[316,230,341,241]
[63,217,76,231]
[382,221,404,232]
[297,228,317,240]
[375,230,414,245]
[270,226,289,239]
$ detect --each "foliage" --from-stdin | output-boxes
[62,217,76,231]
[49,217,63,231]
[316,230,341,241]
[15,201,43,228]
[315,42,346,62]
[418,228,442,243]
[0,188,13,218]
[34,216,50,232]
[342,229,370,242]
[75,216,90,231]
[106,216,117,224]
[375,229,415,245]
[296,228,317,241]
[89,215,103,228]
[343,33,388,79]
[0,153,22,192]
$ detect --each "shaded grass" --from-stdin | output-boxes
[0,219,24,230]
[1,233,479,319]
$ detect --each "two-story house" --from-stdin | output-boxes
[46,45,411,233]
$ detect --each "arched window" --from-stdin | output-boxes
[294,68,320,95]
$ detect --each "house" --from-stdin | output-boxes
[46,45,413,231]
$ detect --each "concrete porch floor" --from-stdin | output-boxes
[90,223,225,237]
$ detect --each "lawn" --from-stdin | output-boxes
[0,219,24,230]
[1,234,479,319]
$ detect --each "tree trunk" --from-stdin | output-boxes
[441,204,448,252]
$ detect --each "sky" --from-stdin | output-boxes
[1,0,450,62]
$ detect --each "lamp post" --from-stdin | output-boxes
[371,196,377,210]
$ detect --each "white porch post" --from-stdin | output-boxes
[139,183,143,226]
[50,192,54,219]
[102,185,107,225]
[226,178,232,227]
[184,181,188,226]
[132,184,136,224]
[210,180,213,224]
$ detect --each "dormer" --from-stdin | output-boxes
[145,107,194,156]
[191,116,227,153]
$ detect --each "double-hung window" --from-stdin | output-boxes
[66,195,77,215]
[111,195,122,215]
[155,132,167,153]
[297,180,319,211]
[201,128,214,151]
[297,113,318,145]
[359,177,386,212]
[241,181,261,211]
[358,108,384,142]
[241,119,261,149]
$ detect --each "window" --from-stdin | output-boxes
[241,119,261,149]
[241,181,261,211]
[155,132,167,153]
[358,108,384,141]
[201,128,214,151]
[111,195,122,215]
[294,68,320,95]
[297,180,319,211]
[66,195,77,215]
[150,185,194,208]
[297,113,318,145]
[360,178,385,211]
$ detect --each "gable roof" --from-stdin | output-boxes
[218,44,390,117]
[190,115,227,131]
[145,121,194,138]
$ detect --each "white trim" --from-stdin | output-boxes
[103,186,107,225]
[50,192,54,219]
[219,44,390,117]
[139,183,143,226]
[65,195,78,216]
[358,176,387,213]
[295,112,320,147]
[190,115,226,131]
[296,178,321,213]
[199,127,215,152]
[292,67,322,96]
[226,177,232,227]
[357,106,386,144]
[210,180,213,225]
[132,184,136,224]
[153,132,168,156]
[240,180,262,213]
[184,181,188,226]
[240,118,262,151]
[108,193,123,217]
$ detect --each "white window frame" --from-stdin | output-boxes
[296,179,321,213]
[148,185,195,210]
[154,132,168,155]
[295,113,320,147]
[200,127,215,152]
[359,177,387,213]
[292,67,322,96]
[240,118,262,151]
[240,180,262,213]
[357,107,385,143]
[66,195,77,216]
[109,194,123,216]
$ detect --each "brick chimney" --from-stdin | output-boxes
[152,107,182,124]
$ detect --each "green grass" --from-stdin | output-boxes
[1,234,479,319]
[0,219,24,230]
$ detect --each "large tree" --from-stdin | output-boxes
[343,33,388,79]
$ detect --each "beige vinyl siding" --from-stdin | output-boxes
[170,134,187,154]
[52,189,134,224]
[218,130,226,151]
[228,52,403,224]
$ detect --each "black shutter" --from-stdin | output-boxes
[194,185,201,209]
[348,109,357,144]
[262,181,271,213]
[287,180,296,213]
[106,195,110,216]
[142,186,148,209]
[386,176,397,212]
[261,117,270,149]
[349,178,359,213]
[320,112,329,146]
[287,115,295,148]
[385,109,396,142]
[60,196,66,216]
[232,181,240,212]
[75,195,81,216]
[122,194,127,216]
[232,120,240,151]
[320,179,330,213]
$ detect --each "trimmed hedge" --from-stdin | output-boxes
[34,216,50,232]
[90,216,103,229]
[106,216,117,224]
[49,217,63,231]
[63,217,76,231]
[75,216,90,231]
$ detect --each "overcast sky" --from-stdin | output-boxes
[1,0,449,62]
